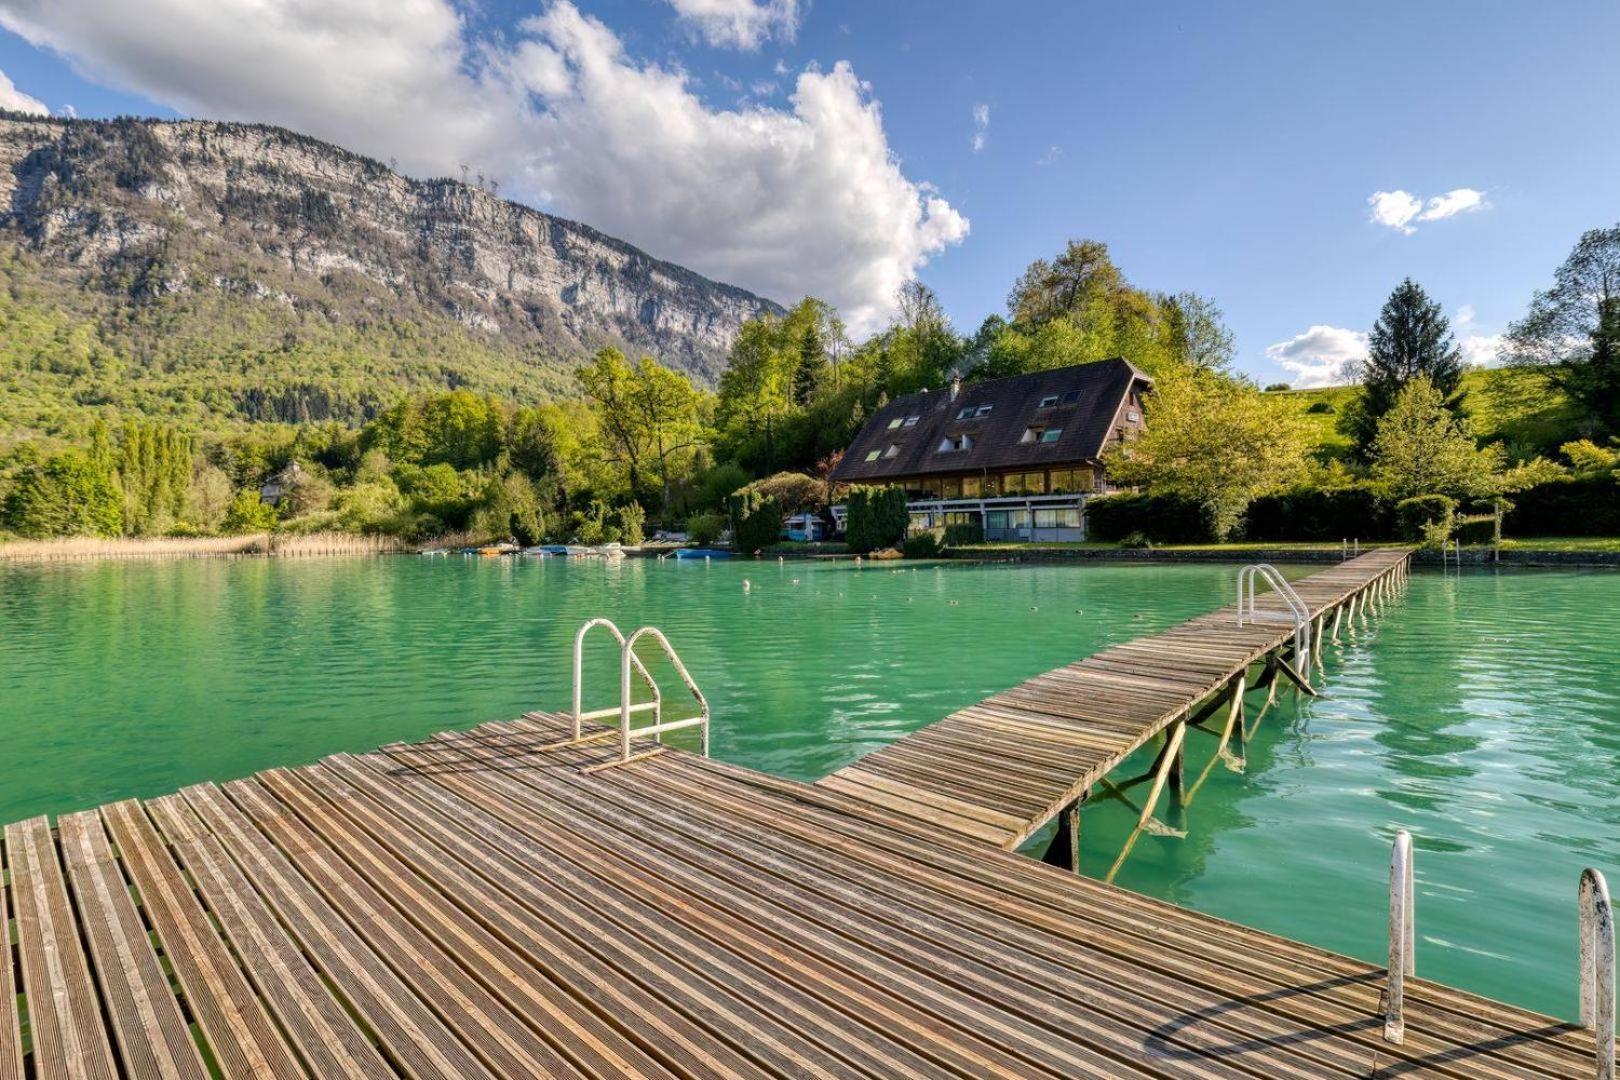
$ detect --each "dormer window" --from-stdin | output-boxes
[1061,390,1082,404]
[1022,426,1063,444]
[937,433,973,453]
[883,443,901,459]
[955,403,992,420]
[1039,394,1059,408]
[903,415,919,427]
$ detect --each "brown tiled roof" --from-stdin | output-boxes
[832,357,1150,484]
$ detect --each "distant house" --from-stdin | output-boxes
[830,358,1151,542]
[259,461,305,507]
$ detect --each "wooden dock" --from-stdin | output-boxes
[0,707,1602,1078]
[0,545,1609,1078]
[818,548,1417,861]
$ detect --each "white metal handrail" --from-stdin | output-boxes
[1238,563,1311,660]
[1385,830,1415,1044]
[1581,868,1615,1080]
[619,627,710,763]
[572,618,660,742]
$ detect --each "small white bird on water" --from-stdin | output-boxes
[743,579,752,593]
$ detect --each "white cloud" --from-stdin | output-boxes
[1265,324,1368,389]
[0,67,47,115]
[1368,187,1489,234]
[0,0,965,333]
[970,102,988,153]
[1368,190,1423,235]
[1419,187,1487,222]
[664,0,799,50]
[1454,305,1501,367]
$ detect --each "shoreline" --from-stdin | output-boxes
[0,532,408,561]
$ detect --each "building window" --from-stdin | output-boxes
[1039,394,1059,408]
[1023,472,1047,494]
[1034,508,1081,529]
[981,473,1001,497]
[955,403,993,420]
[1021,427,1064,444]
[887,417,903,429]
[1061,390,1083,404]
[864,450,881,462]
[904,415,919,427]
[883,443,901,459]
[937,433,973,452]
[941,476,962,499]
[1126,409,1141,422]
[1041,427,1063,443]
[962,475,981,498]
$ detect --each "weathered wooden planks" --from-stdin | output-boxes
[819,548,1416,848]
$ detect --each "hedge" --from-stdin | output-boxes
[1505,477,1620,537]
[1395,495,1457,542]
[845,485,910,553]
[1084,494,1211,544]
[1243,486,1395,543]
[942,521,984,546]
[728,491,783,555]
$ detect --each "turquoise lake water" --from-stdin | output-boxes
[1,554,1615,1020]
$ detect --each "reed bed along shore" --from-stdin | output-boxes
[0,532,409,561]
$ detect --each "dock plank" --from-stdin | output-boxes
[4,816,119,1080]
[57,811,207,1080]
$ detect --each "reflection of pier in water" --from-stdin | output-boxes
[0,546,1609,1078]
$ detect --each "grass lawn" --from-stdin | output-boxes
[954,540,1405,553]
[1493,536,1620,553]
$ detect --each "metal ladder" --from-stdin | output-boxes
[564,617,710,766]
[1237,563,1311,661]
[1383,831,1614,1079]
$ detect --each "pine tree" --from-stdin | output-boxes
[1562,297,1620,435]
[1349,279,1462,452]
[793,322,828,406]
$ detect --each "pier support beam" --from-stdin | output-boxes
[1041,796,1086,872]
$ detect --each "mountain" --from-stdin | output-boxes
[0,114,781,436]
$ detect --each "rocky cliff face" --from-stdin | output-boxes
[0,115,780,387]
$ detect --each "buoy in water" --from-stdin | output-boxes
[743,579,752,592]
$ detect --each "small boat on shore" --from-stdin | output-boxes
[476,543,519,557]
[675,548,732,560]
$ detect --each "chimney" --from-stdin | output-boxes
[949,369,962,401]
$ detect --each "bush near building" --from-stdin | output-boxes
[844,485,909,553]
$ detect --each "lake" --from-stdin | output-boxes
[1,554,1615,1020]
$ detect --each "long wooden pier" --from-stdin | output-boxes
[1,546,1609,1077]
[819,548,1416,861]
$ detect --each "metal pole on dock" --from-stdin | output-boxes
[1581,868,1615,1080]
[1386,829,1415,1044]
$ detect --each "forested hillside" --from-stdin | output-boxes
[0,113,779,441]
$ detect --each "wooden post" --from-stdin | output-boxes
[1168,731,1185,805]
[1135,722,1186,832]
[1331,603,1344,644]
[1041,796,1085,872]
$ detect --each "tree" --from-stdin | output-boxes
[1370,377,1503,501]
[1347,279,1462,452]
[1103,369,1313,540]
[222,490,279,533]
[1504,225,1620,434]
[1158,292,1234,370]
[1007,239,1126,328]
[793,320,828,405]
[578,348,650,498]
[629,357,707,522]
[2,451,122,538]
[716,318,793,470]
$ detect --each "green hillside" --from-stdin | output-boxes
[1269,366,1585,460]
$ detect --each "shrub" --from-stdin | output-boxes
[1119,531,1154,550]
[1084,493,1211,544]
[729,490,783,555]
[1244,485,1395,542]
[1395,495,1458,543]
[844,485,909,553]
[685,512,726,546]
[1305,401,1336,414]
[1506,476,1620,536]
[615,503,645,546]
[902,528,944,558]
[222,490,279,533]
[942,521,984,546]
[736,471,820,511]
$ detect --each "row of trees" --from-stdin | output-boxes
[5,227,1617,547]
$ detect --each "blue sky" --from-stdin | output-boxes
[0,0,1616,385]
